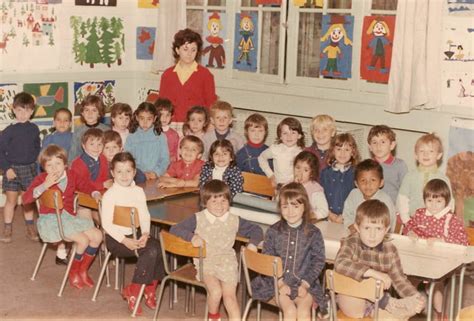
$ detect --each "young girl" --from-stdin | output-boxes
[155,98,180,162]
[251,182,327,320]
[124,102,170,180]
[22,145,103,289]
[258,117,305,187]
[101,152,165,315]
[170,179,263,321]
[294,151,329,220]
[182,105,210,139]
[110,102,132,145]
[69,95,109,162]
[199,139,243,198]
[320,133,360,223]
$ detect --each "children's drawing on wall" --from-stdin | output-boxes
[233,12,258,72]
[447,0,474,15]
[70,16,125,69]
[136,26,155,60]
[75,0,117,6]
[319,15,354,79]
[443,22,473,62]
[202,12,226,69]
[145,89,159,103]
[360,16,395,84]
[442,72,474,107]
[138,0,158,8]
[74,80,116,115]
[32,119,54,141]
[255,0,282,5]
[23,82,68,118]
[0,83,18,124]
[292,0,322,7]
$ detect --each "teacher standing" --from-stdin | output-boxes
[159,28,217,123]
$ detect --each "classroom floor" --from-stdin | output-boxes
[1,208,473,321]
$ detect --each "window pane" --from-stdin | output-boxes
[241,0,259,7]
[187,0,204,5]
[297,12,322,78]
[187,9,204,34]
[327,0,351,9]
[260,11,280,75]
[208,0,226,5]
[371,0,397,10]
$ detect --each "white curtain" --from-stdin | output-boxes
[151,0,187,73]
[387,0,443,113]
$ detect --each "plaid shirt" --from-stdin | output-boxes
[334,233,417,298]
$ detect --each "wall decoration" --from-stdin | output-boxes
[447,0,474,15]
[74,80,116,114]
[23,82,68,118]
[319,15,354,79]
[75,0,117,6]
[360,16,396,84]
[256,0,281,5]
[443,22,473,62]
[233,12,258,72]
[0,83,18,124]
[70,16,125,69]
[32,119,54,141]
[145,89,159,103]
[292,0,322,7]
[202,12,227,69]
[442,72,473,107]
[136,27,156,60]
[138,0,158,8]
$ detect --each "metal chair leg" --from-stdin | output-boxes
[114,257,119,290]
[131,284,146,317]
[257,301,261,321]
[185,285,190,313]
[58,244,77,297]
[458,265,466,316]
[31,243,48,280]
[91,251,112,301]
[153,276,169,321]
[191,286,196,315]
[120,258,125,292]
[242,299,253,321]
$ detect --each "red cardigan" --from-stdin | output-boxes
[159,65,217,122]
[70,154,109,192]
[22,170,95,215]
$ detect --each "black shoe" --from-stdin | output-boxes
[55,256,68,265]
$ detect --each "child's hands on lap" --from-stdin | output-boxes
[122,237,140,251]
[191,234,204,247]
[297,281,310,298]
[138,233,149,248]
[6,168,17,180]
[364,269,392,290]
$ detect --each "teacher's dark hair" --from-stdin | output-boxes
[172,28,203,63]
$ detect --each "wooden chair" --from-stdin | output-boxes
[30,189,78,297]
[456,305,474,321]
[456,227,474,316]
[241,246,283,321]
[326,269,383,321]
[242,171,275,198]
[152,230,207,321]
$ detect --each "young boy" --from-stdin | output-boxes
[335,199,425,319]
[202,100,245,160]
[397,133,453,224]
[155,98,180,162]
[305,114,336,178]
[42,108,73,153]
[110,102,132,145]
[236,113,271,175]
[157,135,205,188]
[367,125,408,204]
[343,159,396,232]
[0,92,41,243]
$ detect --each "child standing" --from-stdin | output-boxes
[0,92,41,243]
[101,152,165,315]
[42,108,73,153]
[397,133,453,224]
[258,117,305,187]
[125,102,170,180]
[252,182,327,320]
[110,102,132,145]
[335,200,426,319]
[293,151,329,220]
[367,125,408,204]
[202,101,245,159]
[343,159,396,232]
[155,98,180,162]
[69,95,109,162]
[182,105,210,139]
[170,179,263,321]
[320,133,360,223]
[22,145,103,289]
[236,113,271,175]
[305,114,337,179]
[158,136,205,188]
[200,139,243,198]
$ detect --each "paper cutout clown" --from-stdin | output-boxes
[236,13,255,66]
[202,12,226,68]
[366,19,391,73]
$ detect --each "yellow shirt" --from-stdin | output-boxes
[173,61,198,85]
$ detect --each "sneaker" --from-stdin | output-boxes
[0,225,12,243]
[26,224,39,242]
[385,295,422,318]
[55,256,68,265]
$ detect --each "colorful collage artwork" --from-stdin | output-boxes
[23,82,68,119]
[0,83,18,124]
[447,0,474,15]
[136,27,156,60]
[74,80,116,114]
[233,12,258,72]
[202,12,227,69]
[138,0,158,8]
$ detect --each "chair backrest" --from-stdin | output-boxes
[242,172,275,198]
[112,206,140,228]
[465,227,474,246]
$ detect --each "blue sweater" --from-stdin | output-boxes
[124,127,169,176]
[42,131,73,153]
[320,165,355,215]
[0,121,40,170]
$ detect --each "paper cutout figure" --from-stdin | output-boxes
[74,80,116,114]
[138,0,158,8]
[136,27,156,60]
[202,12,226,69]
[0,83,18,124]
[145,89,159,103]
[23,82,68,118]
[233,12,258,72]
[75,0,117,6]
[319,15,354,79]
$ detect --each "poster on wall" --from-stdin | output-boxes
[23,82,68,118]
[0,83,18,125]
[136,27,156,60]
[233,12,258,72]
[70,16,125,69]
[74,80,116,114]
[319,15,354,79]
[360,16,396,84]
[202,12,227,69]
[447,0,474,15]
[75,0,117,7]
[292,0,323,7]
[443,20,473,63]
[442,72,474,107]
[256,0,281,5]
[138,0,158,8]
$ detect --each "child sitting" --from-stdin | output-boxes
[252,182,327,320]
[182,105,210,139]
[158,135,205,188]
[343,159,396,232]
[101,152,165,315]
[155,98,180,162]
[110,102,132,145]
[23,145,102,289]
[305,114,336,179]
[170,179,263,321]
[335,199,426,319]
[200,139,243,198]
[236,113,271,175]
[258,117,305,187]
[293,151,329,220]
[42,108,73,153]
[367,125,408,204]
[202,100,245,159]
[397,133,453,224]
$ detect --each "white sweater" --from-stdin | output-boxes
[258,144,302,184]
